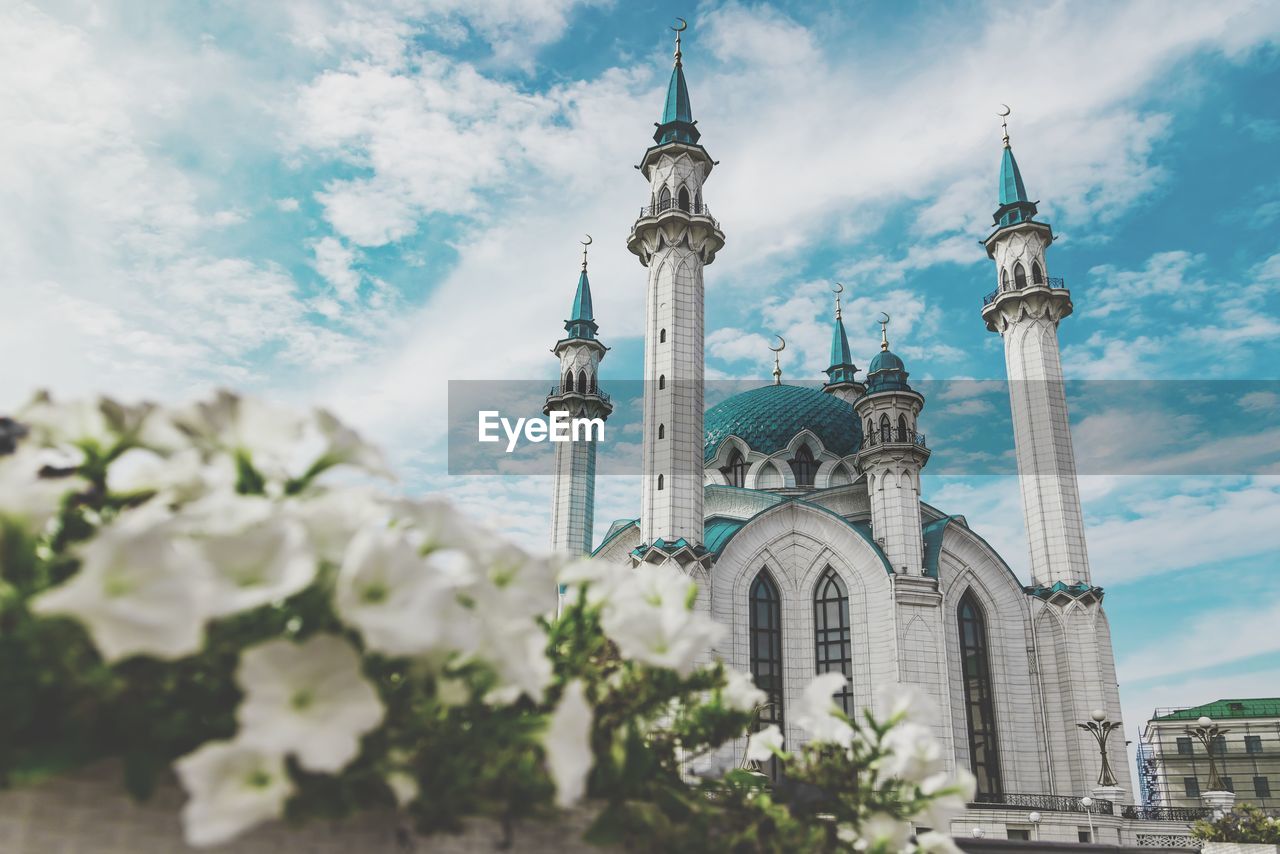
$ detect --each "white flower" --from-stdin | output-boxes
[286,485,387,565]
[30,507,212,662]
[106,447,233,503]
[721,667,767,713]
[334,526,472,657]
[745,724,785,762]
[235,635,384,773]
[914,830,962,853]
[18,392,113,451]
[183,495,317,617]
[172,391,309,481]
[476,618,554,704]
[859,812,912,852]
[385,496,484,553]
[599,563,724,676]
[794,672,854,747]
[174,739,293,848]
[877,681,933,726]
[311,408,390,477]
[878,722,946,785]
[915,770,976,831]
[386,770,419,807]
[0,447,81,530]
[543,680,593,808]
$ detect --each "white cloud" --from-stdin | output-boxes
[1238,390,1278,413]
[311,236,361,301]
[1119,599,1280,683]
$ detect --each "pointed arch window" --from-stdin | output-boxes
[659,328,666,343]
[959,592,1003,798]
[814,568,853,715]
[657,186,671,213]
[897,414,909,442]
[577,370,588,394]
[564,371,574,392]
[658,375,666,390]
[695,188,703,210]
[1000,268,1009,292]
[656,474,664,491]
[1013,262,1027,290]
[658,423,665,440]
[677,186,691,212]
[750,570,784,775]
[879,414,892,443]
[789,444,816,487]
[1031,261,1044,285]
[721,448,747,488]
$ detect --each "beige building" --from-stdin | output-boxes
[1139,699,1280,811]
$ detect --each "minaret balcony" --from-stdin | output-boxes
[981,277,1073,332]
[983,276,1066,307]
[860,428,928,451]
[544,386,613,416]
[636,200,720,230]
[628,201,726,265]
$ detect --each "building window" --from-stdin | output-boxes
[813,568,853,715]
[1013,262,1027,289]
[1255,776,1271,798]
[1006,830,1030,841]
[879,414,891,443]
[1000,268,1009,291]
[658,423,665,439]
[1211,734,1227,756]
[789,444,816,487]
[721,448,747,488]
[1221,777,1234,793]
[897,414,909,442]
[564,370,574,392]
[677,186,690,212]
[656,474,663,491]
[750,571,784,776]
[1176,736,1193,755]
[1032,261,1044,284]
[1246,735,1263,754]
[1077,830,1092,844]
[578,369,588,393]
[958,591,1003,797]
[657,186,671,212]
[1184,777,1200,798]
[659,328,666,343]
[658,374,665,390]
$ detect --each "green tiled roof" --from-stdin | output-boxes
[994,142,1038,228]
[704,384,861,463]
[1153,699,1280,722]
[865,348,911,394]
[704,516,747,554]
[565,268,598,340]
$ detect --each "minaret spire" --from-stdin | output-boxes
[655,18,699,145]
[769,335,785,385]
[564,235,597,341]
[823,283,863,402]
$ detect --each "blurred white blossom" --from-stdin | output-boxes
[915,830,963,853]
[720,667,766,713]
[745,724,784,762]
[174,739,293,848]
[30,507,213,662]
[596,562,724,676]
[0,447,81,530]
[236,635,384,773]
[794,672,854,747]
[916,769,976,831]
[878,722,946,785]
[858,811,912,852]
[106,447,233,502]
[543,680,593,808]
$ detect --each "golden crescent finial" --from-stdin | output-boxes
[997,104,1011,117]
[878,311,891,325]
[998,104,1012,147]
[769,335,785,352]
[671,17,687,32]
[878,312,891,351]
[580,234,591,269]
[581,234,592,246]
[833,282,844,295]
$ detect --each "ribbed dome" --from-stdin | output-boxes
[867,349,905,374]
[703,384,861,463]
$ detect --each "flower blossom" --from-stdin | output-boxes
[794,672,854,747]
[235,635,385,773]
[595,562,724,676]
[543,680,593,808]
[174,739,293,848]
[720,667,767,713]
[746,724,785,763]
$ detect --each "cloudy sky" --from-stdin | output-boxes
[4,0,1279,775]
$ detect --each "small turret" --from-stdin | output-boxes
[822,283,864,404]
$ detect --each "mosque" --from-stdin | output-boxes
[538,23,1202,846]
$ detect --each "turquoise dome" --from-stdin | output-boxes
[704,384,862,463]
[866,348,911,393]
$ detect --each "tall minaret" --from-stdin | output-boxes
[853,318,930,575]
[822,283,865,404]
[545,238,612,557]
[981,113,1090,588]
[627,22,725,552]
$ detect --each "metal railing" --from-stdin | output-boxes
[971,792,1114,815]
[637,201,720,229]
[983,276,1067,307]
[861,428,927,450]
[547,385,610,404]
[1121,804,1215,822]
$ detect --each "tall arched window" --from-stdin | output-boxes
[789,444,816,487]
[659,328,666,343]
[656,474,664,491]
[721,448,747,488]
[695,188,703,210]
[958,592,1003,797]
[897,414,909,442]
[657,186,671,212]
[879,414,892,443]
[866,418,873,440]
[750,570,784,775]
[577,370,588,394]
[677,186,690,212]
[1013,262,1027,290]
[1031,261,1044,285]
[564,370,574,392]
[658,423,665,439]
[658,375,666,390]
[814,568,853,715]
[1000,268,1009,291]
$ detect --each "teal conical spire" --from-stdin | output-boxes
[824,287,857,385]
[564,242,598,341]
[993,110,1039,228]
[654,24,700,145]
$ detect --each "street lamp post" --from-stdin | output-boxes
[1028,811,1042,842]
[1077,709,1123,788]
[1187,715,1230,793]
[1081,796,1095,841]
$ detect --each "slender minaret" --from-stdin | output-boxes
[981,113,1090,588]
[853,317,930,575]
[822,283,865,404]
[545,238,612,557]
[627,22,725,551]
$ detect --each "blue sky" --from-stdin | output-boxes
[3,0,1279,769]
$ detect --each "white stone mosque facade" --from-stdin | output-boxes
[541,25,1205,848]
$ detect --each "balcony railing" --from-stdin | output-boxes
[983,276,1067,307]
[637,201,720,229]
[861,428,927,450]
[547,385,610,405]
[971,793,1113,816]
[1120,805,1215,822]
